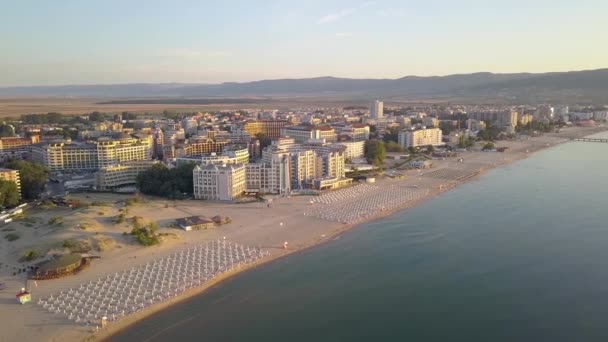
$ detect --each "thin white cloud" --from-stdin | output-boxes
[318,1,377,24]
[158,49,232,58]
[377,9,406,17]
[318,8,356,24]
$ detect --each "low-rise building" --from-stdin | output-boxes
[175,216,216,231]
[94,160,157,191]
[0,168,21,197]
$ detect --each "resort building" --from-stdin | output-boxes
[222,146,250,164]
[256,142,348,193]
[468,110,518,131]
[193,163,246,201]
[245,158,290,195]
[281,125,337,144]
[398,128,443,148]
[0,168,21,197]
[422,117,440,128]
[94,160,158,191]
[241,120,288,138]
[0,135,40,161]
[32,133,152,172]
[519,114,534,126]
[334,141,365,160]
[181,137,227,157]
[466,119,486,132]
[340,123,370,141]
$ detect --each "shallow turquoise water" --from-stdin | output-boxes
[111,137,608,342]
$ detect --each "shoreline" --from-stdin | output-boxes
[99,128,602,341]
[94,126,608,341]
[1,126,605,342]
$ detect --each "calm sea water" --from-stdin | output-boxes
[111,136,608,342]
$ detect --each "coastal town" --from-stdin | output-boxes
[0,101,606,341]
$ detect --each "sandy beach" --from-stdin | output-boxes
[0,125,605,342]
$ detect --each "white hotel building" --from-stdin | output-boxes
[398,128,443,148]
[193,164,246,201]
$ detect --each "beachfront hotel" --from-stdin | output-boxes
[398,128,443,148]
[193,163,247,201]
[94,160,158,191]
[32,133,152,172]
[0,168,21,197]
[253,141,349,193]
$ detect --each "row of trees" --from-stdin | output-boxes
[365,140,386,166]
[2,160,48,200]
[136,163,196,199]
[0,179,20,208]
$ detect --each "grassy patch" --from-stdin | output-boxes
[94,236,116,252]
[115,212,126,224]
[90,201,111,207]
[22,249,42,262]
[40,202,57,209]
[62,239,92,253]
[48,216,63,225]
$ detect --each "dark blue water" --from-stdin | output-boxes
[110,139,608,342]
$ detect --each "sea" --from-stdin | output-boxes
[110,133,608,342]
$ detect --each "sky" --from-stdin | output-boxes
[1,0,607,86]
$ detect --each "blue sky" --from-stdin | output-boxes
[1,0,606,86]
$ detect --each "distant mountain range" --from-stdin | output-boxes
[1,68,607,104]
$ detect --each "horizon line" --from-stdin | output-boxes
[1,67,606,88]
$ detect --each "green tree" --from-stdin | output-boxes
[46,112,63,123]
[0,179,20,208]
[365,140,386,166]
[385,141,405,152]
[382,127,400,144]
[136,162,196,199]
[2,160,48,199]
[89,111,105,122]
[439,121,453,136]
[477,124,500,141]
[0,124,15,137]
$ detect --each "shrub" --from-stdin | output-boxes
[115,213,126,224]
[23,250,41,261]
[48,216,62,225]
[130,226,160,246]
[4,233,20,241]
